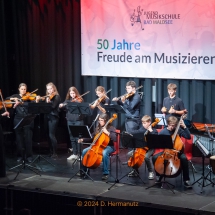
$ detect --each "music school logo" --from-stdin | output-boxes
[130,6,181,29]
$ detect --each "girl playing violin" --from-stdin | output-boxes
[59,87,84,161]
[90,86,110,115]
[78,113,116,180]
[6,83,34,163]
[36,82,61,159]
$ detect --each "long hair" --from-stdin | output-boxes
[46,82,59,95]
[95,113,112,134]
[65,86,82,101]
[95,86,105,93]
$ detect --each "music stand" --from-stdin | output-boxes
[68,125,93,182]
[9,114,41,180]
[154,113,166,127]
[192,140,214,193]
[108,131,145,190]
[145,135,176,193]
[27,103,55,168]
[104,104,126,114]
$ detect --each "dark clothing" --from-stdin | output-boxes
[152,127,191,181]
[44,94,61,154]
[62,99,84,155]
[163,96,185,120]
[117,92,141,132]
[131,126,158,135]
[0,115,6,177]
[97,97,110,115]
[6,94,34,158]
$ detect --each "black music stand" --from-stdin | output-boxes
[192,140,214,193]
[68,125,93,182]
[27,103,55,168]
[145,135,176,193]
[108,131,145,190]
[105,104,126,114]
[9,114,41,180]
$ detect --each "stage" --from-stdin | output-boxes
[0,146,215,215]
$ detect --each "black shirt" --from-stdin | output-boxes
[163,96,185,120]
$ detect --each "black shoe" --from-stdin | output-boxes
[17,157,22,162]
[102,174,109,180]
[184,181,192,189]
[76,171,84,177]
[155,176,162,183]
[27,157,32,163]
[128,170,138,177]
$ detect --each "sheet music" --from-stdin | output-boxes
[195,140,210,157]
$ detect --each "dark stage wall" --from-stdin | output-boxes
[0,0,215,130]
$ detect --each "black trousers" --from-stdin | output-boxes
[152,151,190,181]
[44,114,59,154]
[14,117,33,158]
[125,118,141,132]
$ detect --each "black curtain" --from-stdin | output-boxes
[1,0,215,131]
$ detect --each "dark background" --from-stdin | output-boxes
[0,0,215,136]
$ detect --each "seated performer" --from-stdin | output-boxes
[78,113,116,180]
[152,116,192,188]
[127,115,157,179]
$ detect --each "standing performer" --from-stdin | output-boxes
[78,113,116,180]
[127,115,158,179]
[152,116,192,188]
[36,82,61,159]
[7,83,34,163]
[90,86,110,115]
[161,83,187,120]
[59,87,84,161]
[112,81,141,132]
[0,111,10,177]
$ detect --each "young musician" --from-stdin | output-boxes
[36,82,61,159]
[152,116,192,188]
[78,113,116,180]
[127,115,157,179]
[112,81,141,132]
[7,83,34,163]
[161,83,187,120]
[90,86,110,115]
[0,111,10,177]
[59,87,84,161]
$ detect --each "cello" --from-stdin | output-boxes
[82,114,117,169]
[127,118,160,169]
[154,114,187,176]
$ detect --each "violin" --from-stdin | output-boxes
[127,118,160,169]
[154,114,187,177]
[0,100,16,109]
[115,85,143,100]
[10,89,38,101]
[90,89,112,106]
[82,113,117,169]
[39,92,57,101]
[71,91,90,102]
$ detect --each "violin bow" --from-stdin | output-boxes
[0,89,10,118]
[116,85,143,100]
[72,91,90,102]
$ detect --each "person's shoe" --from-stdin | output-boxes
[155,176,162,183]
[27,157,32,163]
[102,174,109,180]
[184,180,192,189]
[51,154,58,159]
[67,154,78,160]
[76,171,84,177]
[148,172,154,180]
[17,157,22,162]
[128,170,138,177]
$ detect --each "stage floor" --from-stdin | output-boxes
[1,147,215,215]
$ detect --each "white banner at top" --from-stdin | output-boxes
[81,0,215,80]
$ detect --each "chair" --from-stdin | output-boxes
[181,134,196,181]
[108,129,120,181]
